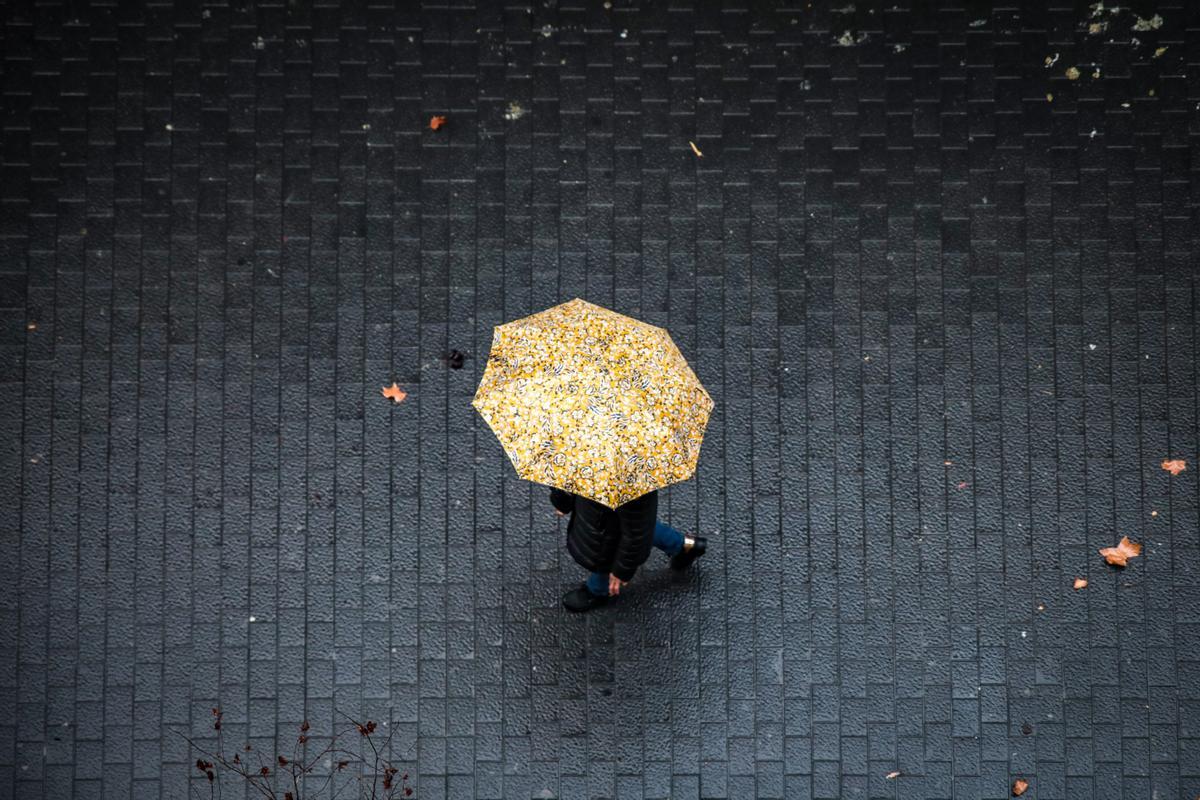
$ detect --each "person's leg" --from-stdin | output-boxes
[586,571,610,597]
[661,520,707,571]
[652,519,685,557]
[564,570,612,611]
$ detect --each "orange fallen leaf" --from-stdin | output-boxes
[1099,536,1141,567]
[429,115,447,130]
[885,771,901,779]
[689,140,703,157]
[1162,459,1186,476]
[1073,578,1088,590]
[381,383,407,404]
[1013,778,1029,796]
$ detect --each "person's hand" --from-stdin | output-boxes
[608,574,628,596]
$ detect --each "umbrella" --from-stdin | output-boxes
[472,298,714,508]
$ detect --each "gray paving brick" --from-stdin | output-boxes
[2,2,1199,799]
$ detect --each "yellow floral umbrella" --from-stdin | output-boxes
[472,298,714,508]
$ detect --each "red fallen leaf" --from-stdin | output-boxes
[337,760,349,771]
[1099,536,1142,567]
[233,754,240,765]
[956,481,969,489]
[430,115,447,130]
[298,734,308,744]
[278,755,288,766]
[260,766,270,777]
[300,720,310,732]
[286,794,294,800]
[1013,778,1029,796]
[1073,577,1088,590]
[405,789,413,797]
[382,383,407,404]
[1162,459,1187,476]
[206,770,214,783]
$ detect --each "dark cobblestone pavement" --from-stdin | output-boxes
[2,1,1199,798]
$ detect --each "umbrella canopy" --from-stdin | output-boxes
[472,298,714,508]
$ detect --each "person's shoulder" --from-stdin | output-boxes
[575,494,607,515]
[549,487,576,513]
[619,490,658,511]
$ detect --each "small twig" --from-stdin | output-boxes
[174,731,275,800]
[319,748,368,799]
[291,725,303,800]
[186,776,209,800]
[177,710,404,800]
[377,726,400,799]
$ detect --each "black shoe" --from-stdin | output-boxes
[563,584,609,613]
[670,536,707,571]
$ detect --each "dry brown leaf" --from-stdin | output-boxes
[1099,536,1142,567]
[885,771,901,779]
[689,140,703,158]
[1153,46,1167,58]
[1131,14,1163,31]
[381,383,408,404]
[1073,577,1088,590]
[1065,66,1081,80]
[1162,459,1187,476]
[1013,778,1029,796]
[429,115,447,130]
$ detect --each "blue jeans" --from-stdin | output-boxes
[586,521,685,596]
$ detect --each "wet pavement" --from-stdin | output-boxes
[1,1,1198,798]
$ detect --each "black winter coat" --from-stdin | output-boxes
[550,488,658,582]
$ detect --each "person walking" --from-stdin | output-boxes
[472,298,716,612]
[549,487,706,612]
